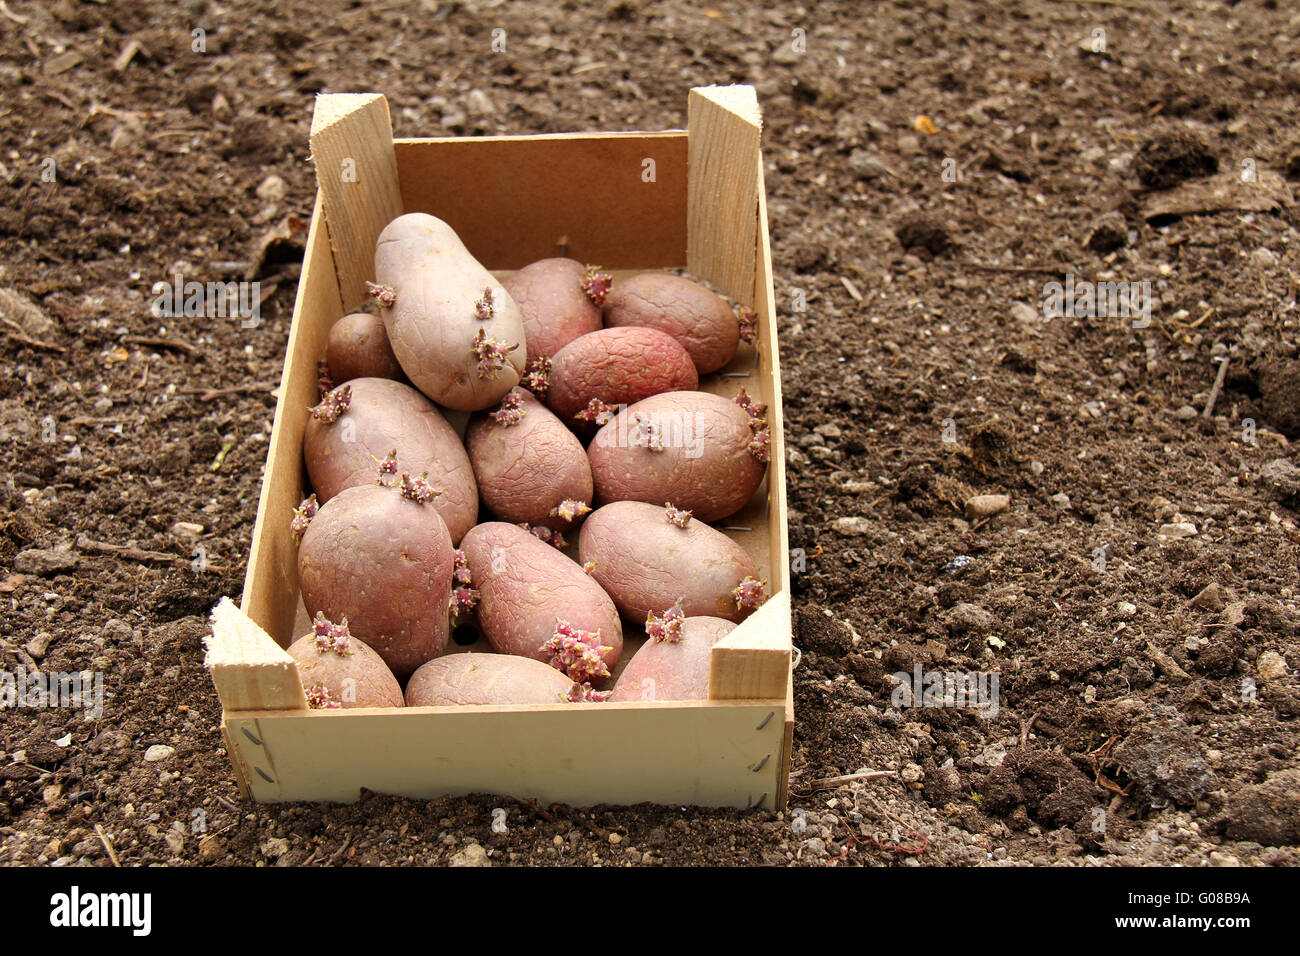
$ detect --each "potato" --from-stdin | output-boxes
[502,257,602,361]
[609,616,737,702]
[546,327,699,429]
[460,521,622,678]
[405,653,575,706]
[466,387,593,527]
[578,500,762,623]
[374,213,527,411]
[287,620,404,709]
[303,377,477,543]
[587,391,766,522]
[325,312,404,384]
[602,272,739,374]
[297,480,455,681]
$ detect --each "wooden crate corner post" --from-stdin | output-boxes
[309,93,404,310]
[686,84,762,304]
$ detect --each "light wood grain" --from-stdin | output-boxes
[225,696,786,807]
[709,590,792,700]
[206,598,307,711]
[309,93,403,310]
[393,132,687,270]
[686,85,761,304]
[240,193,340,647]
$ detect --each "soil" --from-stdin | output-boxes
[2,0,1300,868]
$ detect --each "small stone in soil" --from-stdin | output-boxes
[833,516,871,536]
[144,744,175,762]
[1257,650,1289,681]
[964,493,1010,519]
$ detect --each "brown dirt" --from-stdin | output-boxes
[2,0,1300,867]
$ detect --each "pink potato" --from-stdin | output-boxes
[460,522,622,680]
[287,620,404,709]
[587,390,767,522]
[303,377,477,542]
[609,616,737,702]
[297,481,455,681]
[466,387,593,527]
[602,272,739,374]
[546,327,699,429]
[325,312,404,383]
[374,213,527,411]
[502,258,603,361]
[578,500,763,624]
[405,653,575,706]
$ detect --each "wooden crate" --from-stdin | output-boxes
[205,86,793,810]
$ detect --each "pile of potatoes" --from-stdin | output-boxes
[289,212,771,709]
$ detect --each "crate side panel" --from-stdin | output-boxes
[393,133,687,270]
[241,194,341,647]
[228,700,786,809]
[753,159,791,597]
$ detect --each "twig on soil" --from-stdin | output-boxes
[1202,356,1229,419]
[1144,639,1191,682]
[123,334,199,355]
[95,824,122,867]
[180,382,277,402]
[802,770,897,792]
[327,835,353,865]
[0,638,39,674]
[213,794,240,812]
[1020,709,1041,747]
[0,0,29,25]
[528,797,558,822]
[1,318,65,353]
[75,535,178,564]
[75,534,224,572]
[956,260,1067,276]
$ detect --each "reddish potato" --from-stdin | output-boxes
[587,390,767,522]
[297,480,454,681]
[461,522,622,679]
[303,377,477,542]
[466,387,593,527]
[602,272,739,374]
[578,501,763,624]
[287,617,404,709]
[546,327,699,429]
[405,653,575,706]
[325,312,404,384]
[374,213,526,411]
[609,616,737,702]
[502,258,603,361]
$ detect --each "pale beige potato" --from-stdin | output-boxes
[375,213,527,411]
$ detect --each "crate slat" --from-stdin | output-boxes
[309,93,403,310]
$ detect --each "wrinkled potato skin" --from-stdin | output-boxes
[578,501,759,623]
[405,653,574,706]
[502,257,601,361]
[326,312,405,384]
[287,632,405,709]
[303,377,477,543]
[609,617,737,702]
[466,388,593,527]
[602,273,739,374]
[546,327,699,428]
[587,391,766,522]
[375,213,526,411]
[297,484,454,681]
[461,522,622,670]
